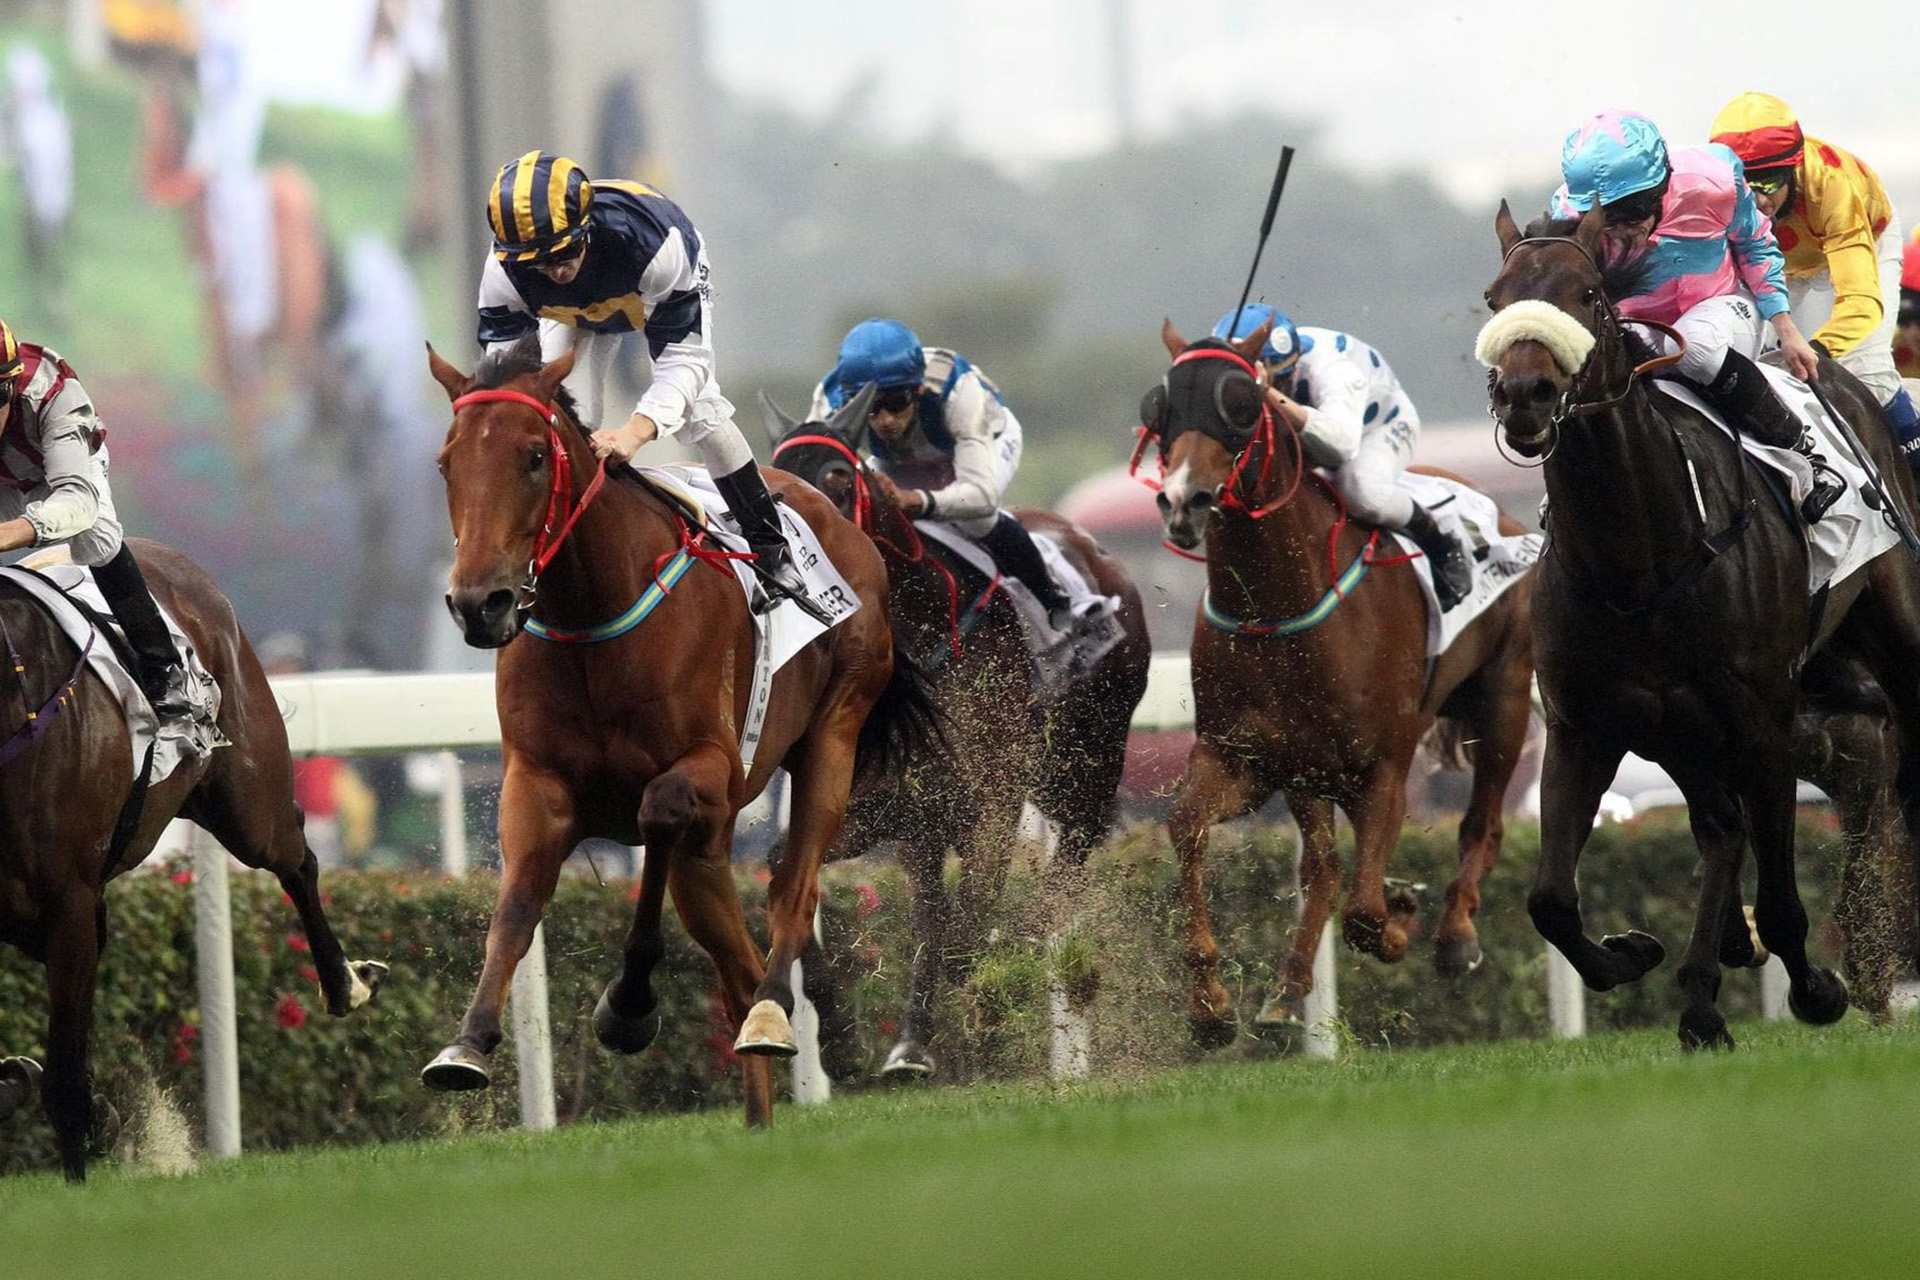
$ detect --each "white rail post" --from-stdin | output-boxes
[1033,805,1091,1081]
[509,923,556,1131]
[437,749,469,876]
[1547,945,1587,1039]
[191,826,242,1159]
[1304,919,1340,1059]
[1760,955,1790,1020]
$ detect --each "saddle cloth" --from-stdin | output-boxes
[1649,365,1901,595]
[638,466,863,770]
[0,559,226,784]
[911,520,1125,699]
[1386,472,1543,657]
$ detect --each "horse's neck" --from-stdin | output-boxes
[869,490,968,633]
[534,446,691,629]
[1204,484,1350,623]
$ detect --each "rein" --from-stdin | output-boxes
[0,608,93,768]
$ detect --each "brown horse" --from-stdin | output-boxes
[422,343,933,1126]
[763,388,1152,1075]
[0,540,386,1180]
[1148,319,1537,1044]
[1482,203,1920,1048]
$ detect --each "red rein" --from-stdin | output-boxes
[450,387,609,576]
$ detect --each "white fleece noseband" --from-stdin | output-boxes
[1474,300,1597,376]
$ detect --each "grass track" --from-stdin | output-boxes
[3,1019,1918,1278]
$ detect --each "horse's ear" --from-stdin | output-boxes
[1161,317,1188,358]
[828,382,877,451]
[1573,204,1605,256]
[1494,199,1524,256]
[534,349,577,401]
[426,343,469,401]
[758,390,800,447]
[1230,318,1272,363]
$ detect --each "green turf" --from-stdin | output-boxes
[3,1019,1917,1278]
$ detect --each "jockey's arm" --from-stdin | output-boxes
[914,377,1002,523]
[1289,362,1368,470]
[595,230,711,462]
[2,399,102,551]
[1804,171,1884,357]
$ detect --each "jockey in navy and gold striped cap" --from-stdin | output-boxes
[0,316,21,386]
[487,151,594,263]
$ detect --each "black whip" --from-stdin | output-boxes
[1230,145,1296,324]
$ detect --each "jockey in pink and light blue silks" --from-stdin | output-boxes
[1549,109,1844,522]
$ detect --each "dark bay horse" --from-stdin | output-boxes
[424,344,931,1126]
[1149,320,1537,1044]
[764,388,1151,1075]
[0,540,386,1180]
[1482,202,1920,1048]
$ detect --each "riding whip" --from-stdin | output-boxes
[1231,145,1296,322]
[1802,374,1920,559]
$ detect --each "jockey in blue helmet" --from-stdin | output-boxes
[1213,304,1474,611]
[809,318,1079,630]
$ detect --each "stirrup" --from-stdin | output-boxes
[1801,473,1845,523]
[750,549,834,625]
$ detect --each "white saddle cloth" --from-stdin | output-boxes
[1387,472,1543,658]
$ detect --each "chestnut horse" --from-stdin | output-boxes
[1482,203,1920,1048]
[423,343,932,1126]
[0,540,386,1180]
[1148,319,1537,1045]
[764,387,1152,1075]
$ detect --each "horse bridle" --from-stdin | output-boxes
[1138,345,1306,519]
[448,387,608,611]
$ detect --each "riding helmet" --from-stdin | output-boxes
[824,319,926,408]
[0,317,19,385]
[1212,304,1312,377]
[488,151,594,263]
[1559,110,1670,212]
[1709,92,1806,172]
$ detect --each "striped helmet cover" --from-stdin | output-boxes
[488,151,595,263]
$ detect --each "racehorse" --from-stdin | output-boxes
[423,342,934,1125]
[1481,202,1920,1048]
[0,540,386,1181]
[1148,319,1537,1044]
[764,387,1152,1075]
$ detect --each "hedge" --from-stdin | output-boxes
[0,811,1872,1175]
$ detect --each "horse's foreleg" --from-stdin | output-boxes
[1745,749,1849,1026]
[422,766,572,1092]
[884,838,948,1078]
[1527,722,1661,990]
[1666,766,1748,1050]
[593,829,674,1056]
[1341,764,1412,964]
[1256,793,1338,1028]
[1436,661,1532,978]
[1168,743,1266,1048]
[43,888,102,1182]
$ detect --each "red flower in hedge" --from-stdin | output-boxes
[172,1021,198,1064]
[170,868,193,886]
[854,883,882,917]
[298,965,320,985]
[286,933,310,953]
[275,993,308,1030]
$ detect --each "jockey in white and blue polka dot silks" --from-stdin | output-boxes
[1212,305,1474,611]
[475,150,818,616]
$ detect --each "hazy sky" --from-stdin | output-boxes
[708,0,1920,212]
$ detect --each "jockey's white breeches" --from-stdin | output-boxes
[1331,413,1419,528]
[537,321,755,476]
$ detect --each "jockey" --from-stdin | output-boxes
[807,318,1078,630]
[475,150,815,615]
[1211,304,1475,612]
[1896,233,1920,380]
[1710,92,1920,469]
[0,317,191,717]
[1552,109,1844,521]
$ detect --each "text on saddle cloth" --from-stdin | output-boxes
[1647,365,1900,596]
[0,562,226,785]
[1386,473,1542,658]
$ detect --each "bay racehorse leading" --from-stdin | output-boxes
[423,342,935,1125]
[0,540,386,1180]
[1481,202,1920,1048]
[764,387,1151,1075]
[1148,319,1537,1044]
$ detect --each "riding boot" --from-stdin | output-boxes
[91,544,194,719]
[713,462,831,623]
[977,511,1074,631]
[1700,349,1844,522]
[1399,502,1473,612]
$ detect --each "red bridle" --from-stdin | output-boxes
[448,387,609,590]
[1164,345,1305,519]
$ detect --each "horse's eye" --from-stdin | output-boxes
[527,447,546,474]
[1582,288,1600,306]
[1140,383,1168,434]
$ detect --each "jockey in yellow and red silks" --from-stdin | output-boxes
[1712,92,1920,473]
[0,317,190,717]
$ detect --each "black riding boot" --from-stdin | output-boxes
[92,544,193,719]
[1701,349,1844,522]
[1400,502,1473,612]
[714,462,830,623]
[978,511,1074,631]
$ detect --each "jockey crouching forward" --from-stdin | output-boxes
[808,318,1080,632]
[1553,109,1844,522]
[1213,304,1475,612]
[475,150,817,616]
[0,317,191,717]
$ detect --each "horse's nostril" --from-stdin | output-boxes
[1190,490,1216,511]
[1491,379,1511,407]
[482,589,515,621]
[1526,378,1558,406]
[1155,492,1171,514]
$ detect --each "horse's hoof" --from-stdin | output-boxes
[0,1057,42,1121]
[1189,1012,1238,1051]
[734,999,799,1057]
[1434,936,1485,979]
[345,960,390,1012]
[880,1042,935,1078]
[1789,967,1849,1026]
[1253,995,1306,1029]
[1678,1008,1735,1052]
[1343,912,1408,964]
[593,985,662,1055]
[1600,930,1666,982]
[421,1044,492,1092]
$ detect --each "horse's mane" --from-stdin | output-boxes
[1521,213,1655,307]
[473,336,583,423]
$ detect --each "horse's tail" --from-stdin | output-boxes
[855,639,950,788]
[1423,717,1477,773]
